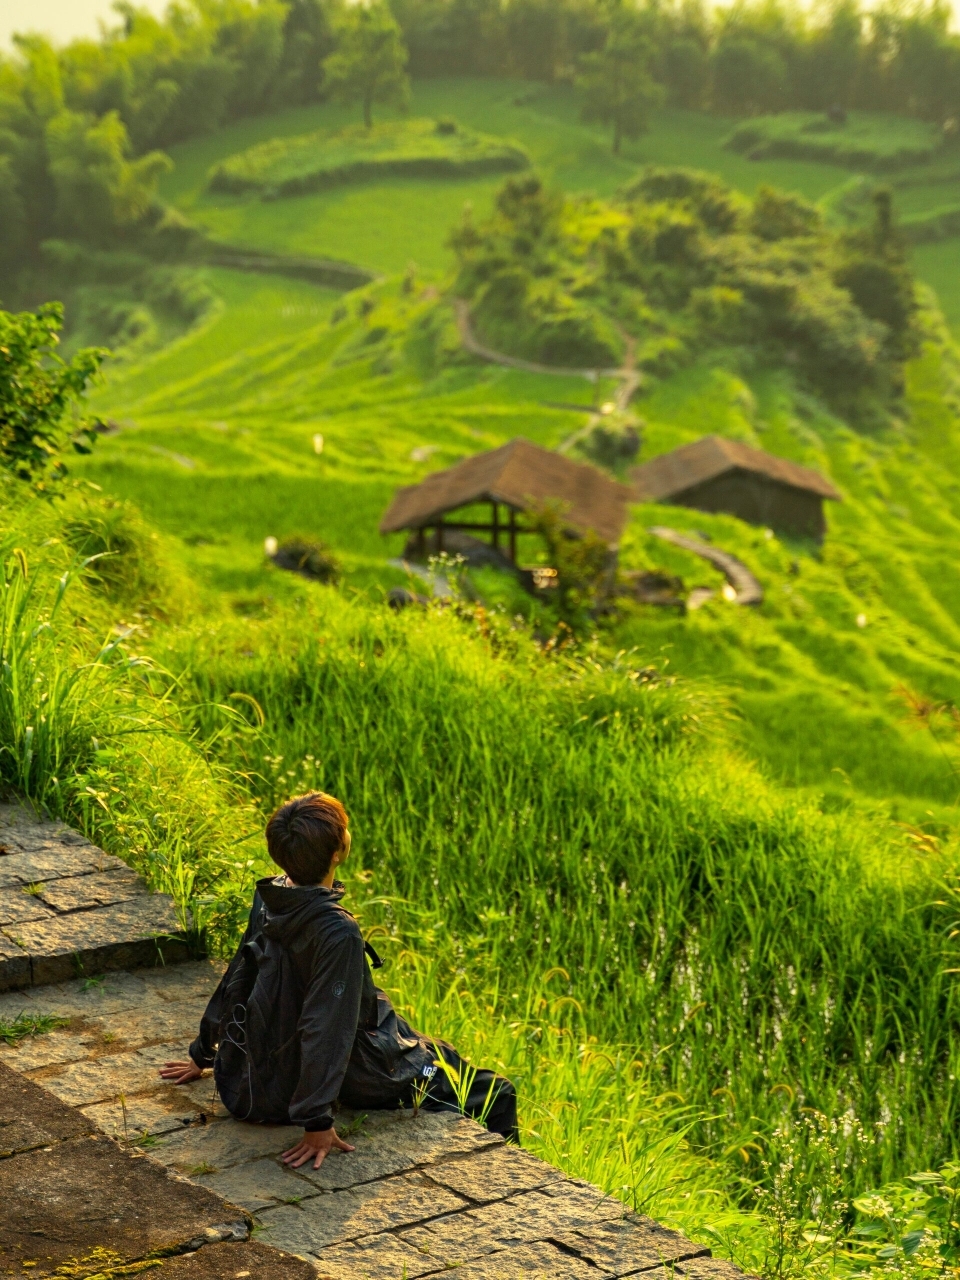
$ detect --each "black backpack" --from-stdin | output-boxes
[213,900,436,1121]
[213,904,304,1123]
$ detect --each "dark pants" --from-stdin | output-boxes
[414,1039,519,1143]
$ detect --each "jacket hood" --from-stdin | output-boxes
[256,876,348,943]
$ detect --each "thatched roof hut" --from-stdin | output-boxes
[380,438,632,560]
[630,436,840,539]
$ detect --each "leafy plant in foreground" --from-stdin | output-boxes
[0,303,106,489]
[851,1165,960,1275]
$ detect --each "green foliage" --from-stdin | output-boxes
[726,112,946,172]
[34,241,217,360]
[45,110,172,246]
[529,500,614,627]
[0,303,105,488]
[322,1,411,130]
[576,8,663,156]
[208,117,529,197]
[451,167,918,415]
[852,1164,960,1272]
[710,36,788,116]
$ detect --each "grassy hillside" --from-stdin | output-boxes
[5,483,960,1275]
[76,258,960,829]
[159,80,960,324]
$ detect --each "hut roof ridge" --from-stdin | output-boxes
[380,437,632,544]
[630,435,841,503]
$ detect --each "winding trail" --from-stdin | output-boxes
[453,299,641,415]
[649,526,764,606]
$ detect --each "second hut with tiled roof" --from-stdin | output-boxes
[630,435,841,539]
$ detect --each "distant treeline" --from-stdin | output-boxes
[397,0,960,124]
[1,0,959,280]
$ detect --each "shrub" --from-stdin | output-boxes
[270,535,341,584]
[0,303,105,490]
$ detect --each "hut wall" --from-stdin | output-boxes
[672,469,826,538]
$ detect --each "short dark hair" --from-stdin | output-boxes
[265,792,349,885]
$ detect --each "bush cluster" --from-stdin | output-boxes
[450,169,919,419]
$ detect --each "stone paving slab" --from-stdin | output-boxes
[555,1216,709,1273]
[33,1039,193,1107]
[82,1076,228,1140]
[0,1058,94,1158]
[0,1062,249,1279]
[295,1110,503,1193]
[312,1231,441,1279]
[255,1172,470,1253]
[400,1179,627,1268]
[448,1240,602,1279]
[198,1155,321,1212]
[153,1239,317,1279]
[0,805,191,991]
[423,1143,562,1202]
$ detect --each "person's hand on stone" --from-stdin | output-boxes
[282,1128,355,1170]
[159,1059,204,1084]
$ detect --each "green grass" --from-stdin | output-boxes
[0,1011,69,1045]
[725,111,946,170]
[74,266,960,827]
[208,117,529,198]
[913,241,960,330]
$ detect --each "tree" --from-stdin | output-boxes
[322,1,410,129]
[576,11,664,155]
[45,109,172,245]
[0,303,106,490]
[710,36,788,115]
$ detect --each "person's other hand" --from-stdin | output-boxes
[281,1127,355,1170]
[159,1060,204,1085]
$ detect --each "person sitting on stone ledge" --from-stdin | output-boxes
[158,790,518,1170]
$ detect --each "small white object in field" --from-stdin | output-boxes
[722,583,737,602]
[763,528,774,540]
[600,401,616,415]
[312,433,324,454]
[856,612,867,628]
[264,536,278,557]
[410,445,438,462]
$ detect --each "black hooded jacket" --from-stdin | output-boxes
[189,877,434,1131]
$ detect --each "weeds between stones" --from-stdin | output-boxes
[0,1011,69,1045]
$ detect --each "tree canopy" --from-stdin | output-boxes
[322,2,410,129]
[450,168,918,422]
[577,9,663,154]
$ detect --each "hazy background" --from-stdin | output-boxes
[2,0,957,51]
[1,0,168,50]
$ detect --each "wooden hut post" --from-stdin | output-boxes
[416,526,425,558]
[508,508,517,564]
[491,502,500,550]
[436,519,444,553]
